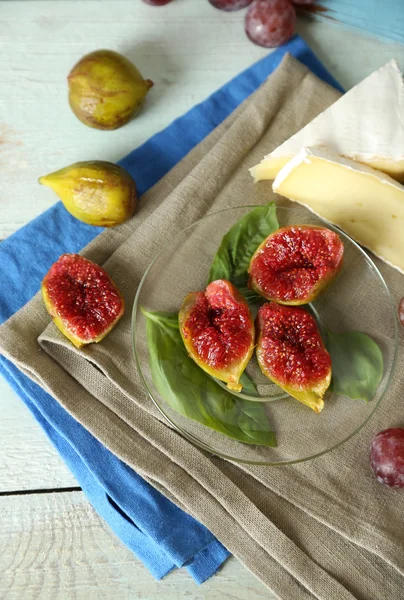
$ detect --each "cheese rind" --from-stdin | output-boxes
[273,147,404,274]
[250,60,404,184]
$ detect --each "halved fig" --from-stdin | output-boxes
[41,253,124,348]
[249,225,344,305]
[179,280,254,392]
[256,303,331,413]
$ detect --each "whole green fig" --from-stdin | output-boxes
[39,161,136,227]
[68,49,153,130]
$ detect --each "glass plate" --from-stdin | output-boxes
[133,205,397,465]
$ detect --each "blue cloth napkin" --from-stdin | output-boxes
[0,36,342,583]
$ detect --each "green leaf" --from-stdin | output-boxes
[208,203,279,284]
[237,402,276,444]
[142,309,276,447]
[239,372,260,398]
[325,330,384,402]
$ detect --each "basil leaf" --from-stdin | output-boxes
[208,203,279,284]
[325,330,384,402]
[239,372,260,398]
[142,309,276,447]
[237,402,276,444]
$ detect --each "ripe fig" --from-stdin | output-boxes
[41,254,124,348]
[68,49,153,130]
[39,161,136,227]
[249,225,344,305]
[256,303,331,413]
[179,280,255,392]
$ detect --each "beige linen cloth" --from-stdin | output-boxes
[1,55,404,599]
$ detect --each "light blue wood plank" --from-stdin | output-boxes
[308,0,404,44]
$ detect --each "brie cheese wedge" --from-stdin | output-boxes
[273,147,404,274]
[251,60,404,184]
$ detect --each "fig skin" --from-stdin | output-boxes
[41,254,125,348]
[179,280,255,392]
[39,160,137,227]
[68,49,154,130]
[249,225,344,306]
[256,303,331,413]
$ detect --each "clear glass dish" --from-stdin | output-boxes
[133,205,398,465]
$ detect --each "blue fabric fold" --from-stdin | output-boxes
[0,36,341,583]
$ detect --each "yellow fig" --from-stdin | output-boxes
[68,49,153,130]
[39,161,136,227]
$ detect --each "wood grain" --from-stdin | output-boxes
[0,491,272,600]
[0,378,78,491]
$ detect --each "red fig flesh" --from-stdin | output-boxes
[249,225,344,305]
[256,303,331,413]
[179,280,254,392]
[41,254,124,348]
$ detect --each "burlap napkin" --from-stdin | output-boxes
[2,55,404,599]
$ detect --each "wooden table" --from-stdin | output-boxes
[1,2,402,598]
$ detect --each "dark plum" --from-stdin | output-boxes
[208,0,252,10]
[370,428,404,488]
[398,297,404,327]
[245,0,296,48]
[142,0,174,5]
